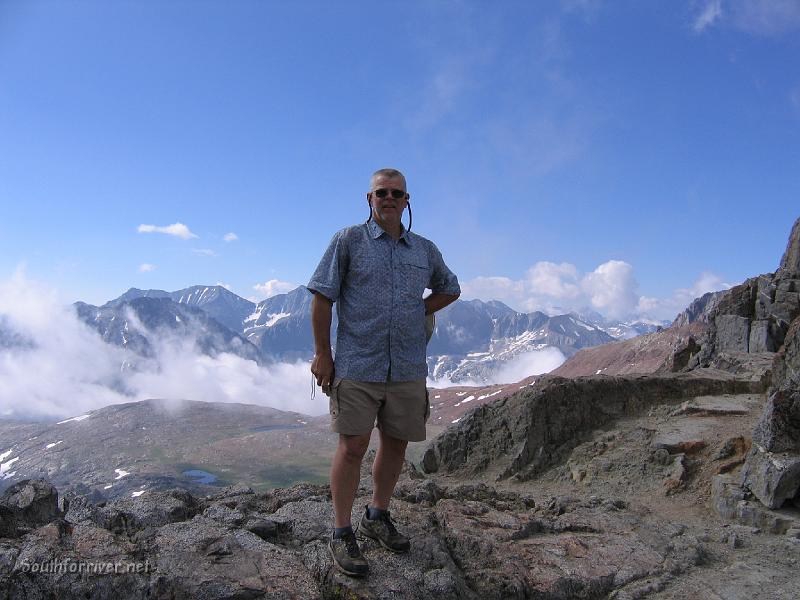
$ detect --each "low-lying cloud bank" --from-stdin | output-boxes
[0,269,320,421]
[460,260,732,321]
[427,346,566,389]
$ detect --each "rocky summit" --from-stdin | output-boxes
[2,220,800,599]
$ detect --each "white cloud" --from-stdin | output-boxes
[223,232,239,242]
[0,269,322,421]
[581,260,639,319]
[253,279,298,299]
[138,263,156,273]
[526,262,582,300]
[734,0,800,35]
[191,248,217,257]
[490,347,566,384]
[461,261,732,321]
[137,222,198,240]
[427,347,566,388]
[693,0,800,35]
[637,271,734,321]
[693,0,723,32]
[216,282,232,291]
[462,259,638,319]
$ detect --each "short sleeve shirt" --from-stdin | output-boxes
[307,220,460,382]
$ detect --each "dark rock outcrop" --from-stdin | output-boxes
[0,480,60,538]
[422,370,762,481]
[693,220,800,372]
[738,316,800,509]
[672,290,727,328]
[779,217,800,277]
[708,218,800,516]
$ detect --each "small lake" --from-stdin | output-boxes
[250,423,306,432]
[182,469,217,484]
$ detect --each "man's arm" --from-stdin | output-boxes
[424,292,459,315]
[310,292,335,390]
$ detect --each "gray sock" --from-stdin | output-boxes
[333,525,353,539]
[367,506,387,520]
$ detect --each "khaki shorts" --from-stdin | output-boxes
[329,377,430,442]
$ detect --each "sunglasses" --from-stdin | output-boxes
[372,188,407,199]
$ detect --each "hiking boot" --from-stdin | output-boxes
[356,505,411,553]
[328,530,369,577]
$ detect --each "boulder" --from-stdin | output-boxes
[66,488,201,536]
[751,389,800,453]
[740,447,800,509]
[772,315,800,391]
[0,479,60,529]
[749,319,779,353]
[715,315,751,353]
[712,475,800,534]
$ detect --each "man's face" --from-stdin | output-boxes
[367,175,409,227]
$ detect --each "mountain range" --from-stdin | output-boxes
[71,285,667,383]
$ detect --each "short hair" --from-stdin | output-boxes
[370,168,406,190]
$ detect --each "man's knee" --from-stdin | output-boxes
[378,429,409,455]
[339,433,371,461]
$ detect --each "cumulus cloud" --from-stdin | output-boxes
[461,259,639,320]
[137,222,198,240]
[461,261,731,321]
[253,279,298,299]
[0,269,321,421]
[216,282,232,291]
[581,260,639,318]
[637,271,734,321]
[138,263,156,273]
[223,232,239,242]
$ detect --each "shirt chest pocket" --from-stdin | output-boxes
[398,257,429,301]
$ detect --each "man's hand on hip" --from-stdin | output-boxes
[311,351,335,394]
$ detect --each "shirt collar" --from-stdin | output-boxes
[367,219,412,245]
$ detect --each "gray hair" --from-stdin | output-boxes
[369,168,406,190]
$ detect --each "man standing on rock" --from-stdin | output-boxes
[307,168,460,577]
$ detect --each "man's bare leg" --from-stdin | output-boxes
[370,428,409,510]
[331,432,372,528]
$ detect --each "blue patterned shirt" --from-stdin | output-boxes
[307,220,460,382]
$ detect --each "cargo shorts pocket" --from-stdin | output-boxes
[329,377,342,417]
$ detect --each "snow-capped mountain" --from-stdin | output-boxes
[74,296,265,365]
[427,302,618,382]
[75,285,664,384]
[107,285,257,334]
[568,310,669,340]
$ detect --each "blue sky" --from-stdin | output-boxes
[1,0,798,321]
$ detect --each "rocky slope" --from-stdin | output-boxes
[548,323,706,378]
